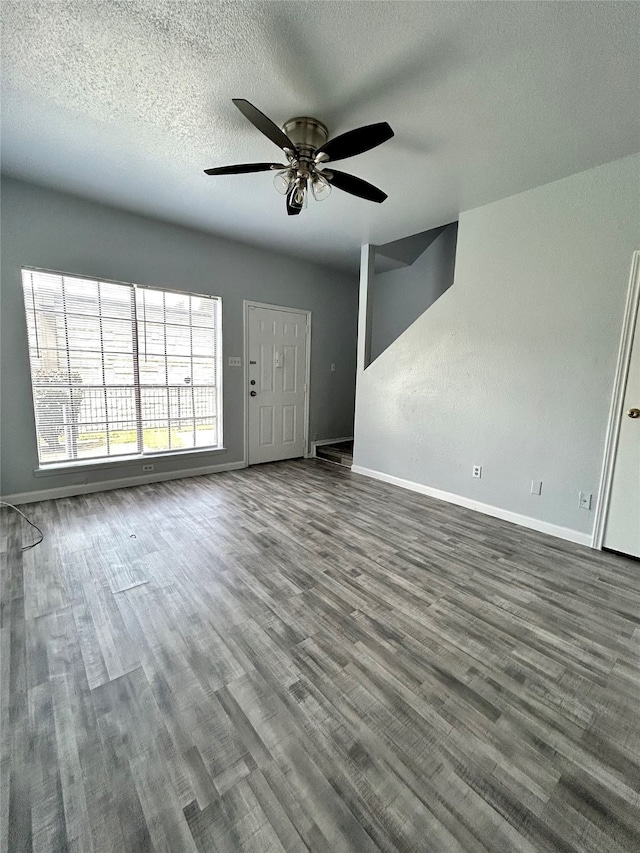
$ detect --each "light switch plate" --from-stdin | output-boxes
[228,357,241,367]
[579,491,592,510]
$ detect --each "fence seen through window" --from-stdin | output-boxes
[22,269,222,465]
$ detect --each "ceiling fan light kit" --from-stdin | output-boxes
[204,100,393,215]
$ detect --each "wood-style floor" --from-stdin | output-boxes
[2,460,639,853]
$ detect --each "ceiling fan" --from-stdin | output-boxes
[204,99,394,215]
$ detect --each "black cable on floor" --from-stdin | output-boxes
[0,501,44,550]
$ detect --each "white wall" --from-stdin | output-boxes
[0,178,358,499]
[353,154,640,541]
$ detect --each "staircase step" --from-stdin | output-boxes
[315,440,353,468]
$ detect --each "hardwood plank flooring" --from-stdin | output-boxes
[2,459,639,852]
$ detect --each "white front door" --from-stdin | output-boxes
[604,256,640,558]
[247,304,309,465]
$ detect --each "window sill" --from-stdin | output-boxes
[33,446,227,478]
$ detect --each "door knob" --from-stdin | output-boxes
[250,390,257,397]
[628,407,640,419]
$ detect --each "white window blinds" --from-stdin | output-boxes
[136,286,221,453]
[22,269,222,465]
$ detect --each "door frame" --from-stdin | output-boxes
[243,300,312,466]
[593,251,640,549]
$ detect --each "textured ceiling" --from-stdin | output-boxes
[2,1,639,271]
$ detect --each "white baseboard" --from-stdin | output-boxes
[351,465,592,548]
[1,460,247,505]
[311,436,354,456]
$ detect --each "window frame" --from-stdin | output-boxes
[21,267,224,469]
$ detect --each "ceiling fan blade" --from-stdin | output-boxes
[325,169,388,203]
[286,190,303,216]
[315,122,393,163]
[204,162,284,176]
[232,99,296,153]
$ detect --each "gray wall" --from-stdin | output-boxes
[354,154,640,538]
[370,223,458,362]
[0,177,358,497]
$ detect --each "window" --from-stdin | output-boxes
[22,269,222,465]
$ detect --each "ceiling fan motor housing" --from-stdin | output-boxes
[282,117,328,156]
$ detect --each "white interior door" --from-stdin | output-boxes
[247,304,309,465]
[604,283,640,558]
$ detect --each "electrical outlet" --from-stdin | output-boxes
[531,480,542,495]
[228,357,241,367]
[142,464,154,472]
[472,465,482,479]
[579,491,592,510]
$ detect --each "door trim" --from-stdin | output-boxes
[243,300,312,466]
[593,251,640,549]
